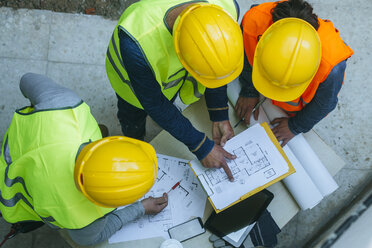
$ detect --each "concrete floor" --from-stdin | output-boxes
[0,0,371,247]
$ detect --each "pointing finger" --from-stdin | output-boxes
[221,161,234,181]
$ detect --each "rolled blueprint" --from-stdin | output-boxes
[260,100,339,197]
[287,135,339,196]
[282,146,323,209]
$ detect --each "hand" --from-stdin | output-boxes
[141,193,168,215]
[201,144,236,181]
[212,120,234,147]
[234,96,259,126]
[271,117,295,147]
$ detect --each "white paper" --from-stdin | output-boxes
[227,78,241,107]
[227,78,338,210]
[282,146,323,209]
[223,223,255,243]
[190,124,290,210]
[287,135,339,196]
[109,154,207,244]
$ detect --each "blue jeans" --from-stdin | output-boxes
[116,94,147,140]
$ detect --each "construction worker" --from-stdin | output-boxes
[235,0,354,146]
[105,0,244,180]
[0,73,168,246]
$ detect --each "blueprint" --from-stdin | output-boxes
[109,154,207,244]
[190,123,290,211]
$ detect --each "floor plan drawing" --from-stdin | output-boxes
[109,154,207,244]
[178,161,188,167]
[232,142,271,176]
[144,189,173,223]
[264,168,276,179]
[157,168,167,182]
[204,141,271,186]
[148,207,172,223]
[205,168,229,186]
[189,123,291,211]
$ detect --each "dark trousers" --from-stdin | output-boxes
[116,94,147,140]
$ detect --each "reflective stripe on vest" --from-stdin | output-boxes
[242,1,354,113]
[105,0,238,108]
[0,140,57,225]
[0,102,114,229]
[1,134,58,228]
[106,34,135,93]
[163,68,186,90]
[179,74,204,104]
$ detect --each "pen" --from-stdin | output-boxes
[167,180,182,193]
[234,97,266,128]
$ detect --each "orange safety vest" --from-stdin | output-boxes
[241,1,354,114]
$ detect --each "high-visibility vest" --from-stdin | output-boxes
[0,102,114,229]
[106,0,238,109]
[241,1,354,114]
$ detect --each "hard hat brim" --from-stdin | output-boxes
[252,61,312,102]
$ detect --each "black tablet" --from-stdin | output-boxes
[205,189,274,238]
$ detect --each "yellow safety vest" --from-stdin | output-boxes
[0,102,114,229]
[106,0,238,109]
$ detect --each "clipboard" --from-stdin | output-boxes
[189,122,295,213]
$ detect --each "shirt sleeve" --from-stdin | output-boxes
[233,0,240,21]
[288,60,347,135]
[67,201,145,246]
[205,86,229,122]
[19,73,82,111]
[238,50,259,98]
[118,29,214,160]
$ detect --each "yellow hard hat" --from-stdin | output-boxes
[173,3,243,88]
[252,18,321,102]
[74,136,157,208]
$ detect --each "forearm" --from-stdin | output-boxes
[205,86,229,122]
[67,202,144,246]
[138,88,214,160]
[288,60,346,134]
[120,30,213,160]
[288,104,332,135]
